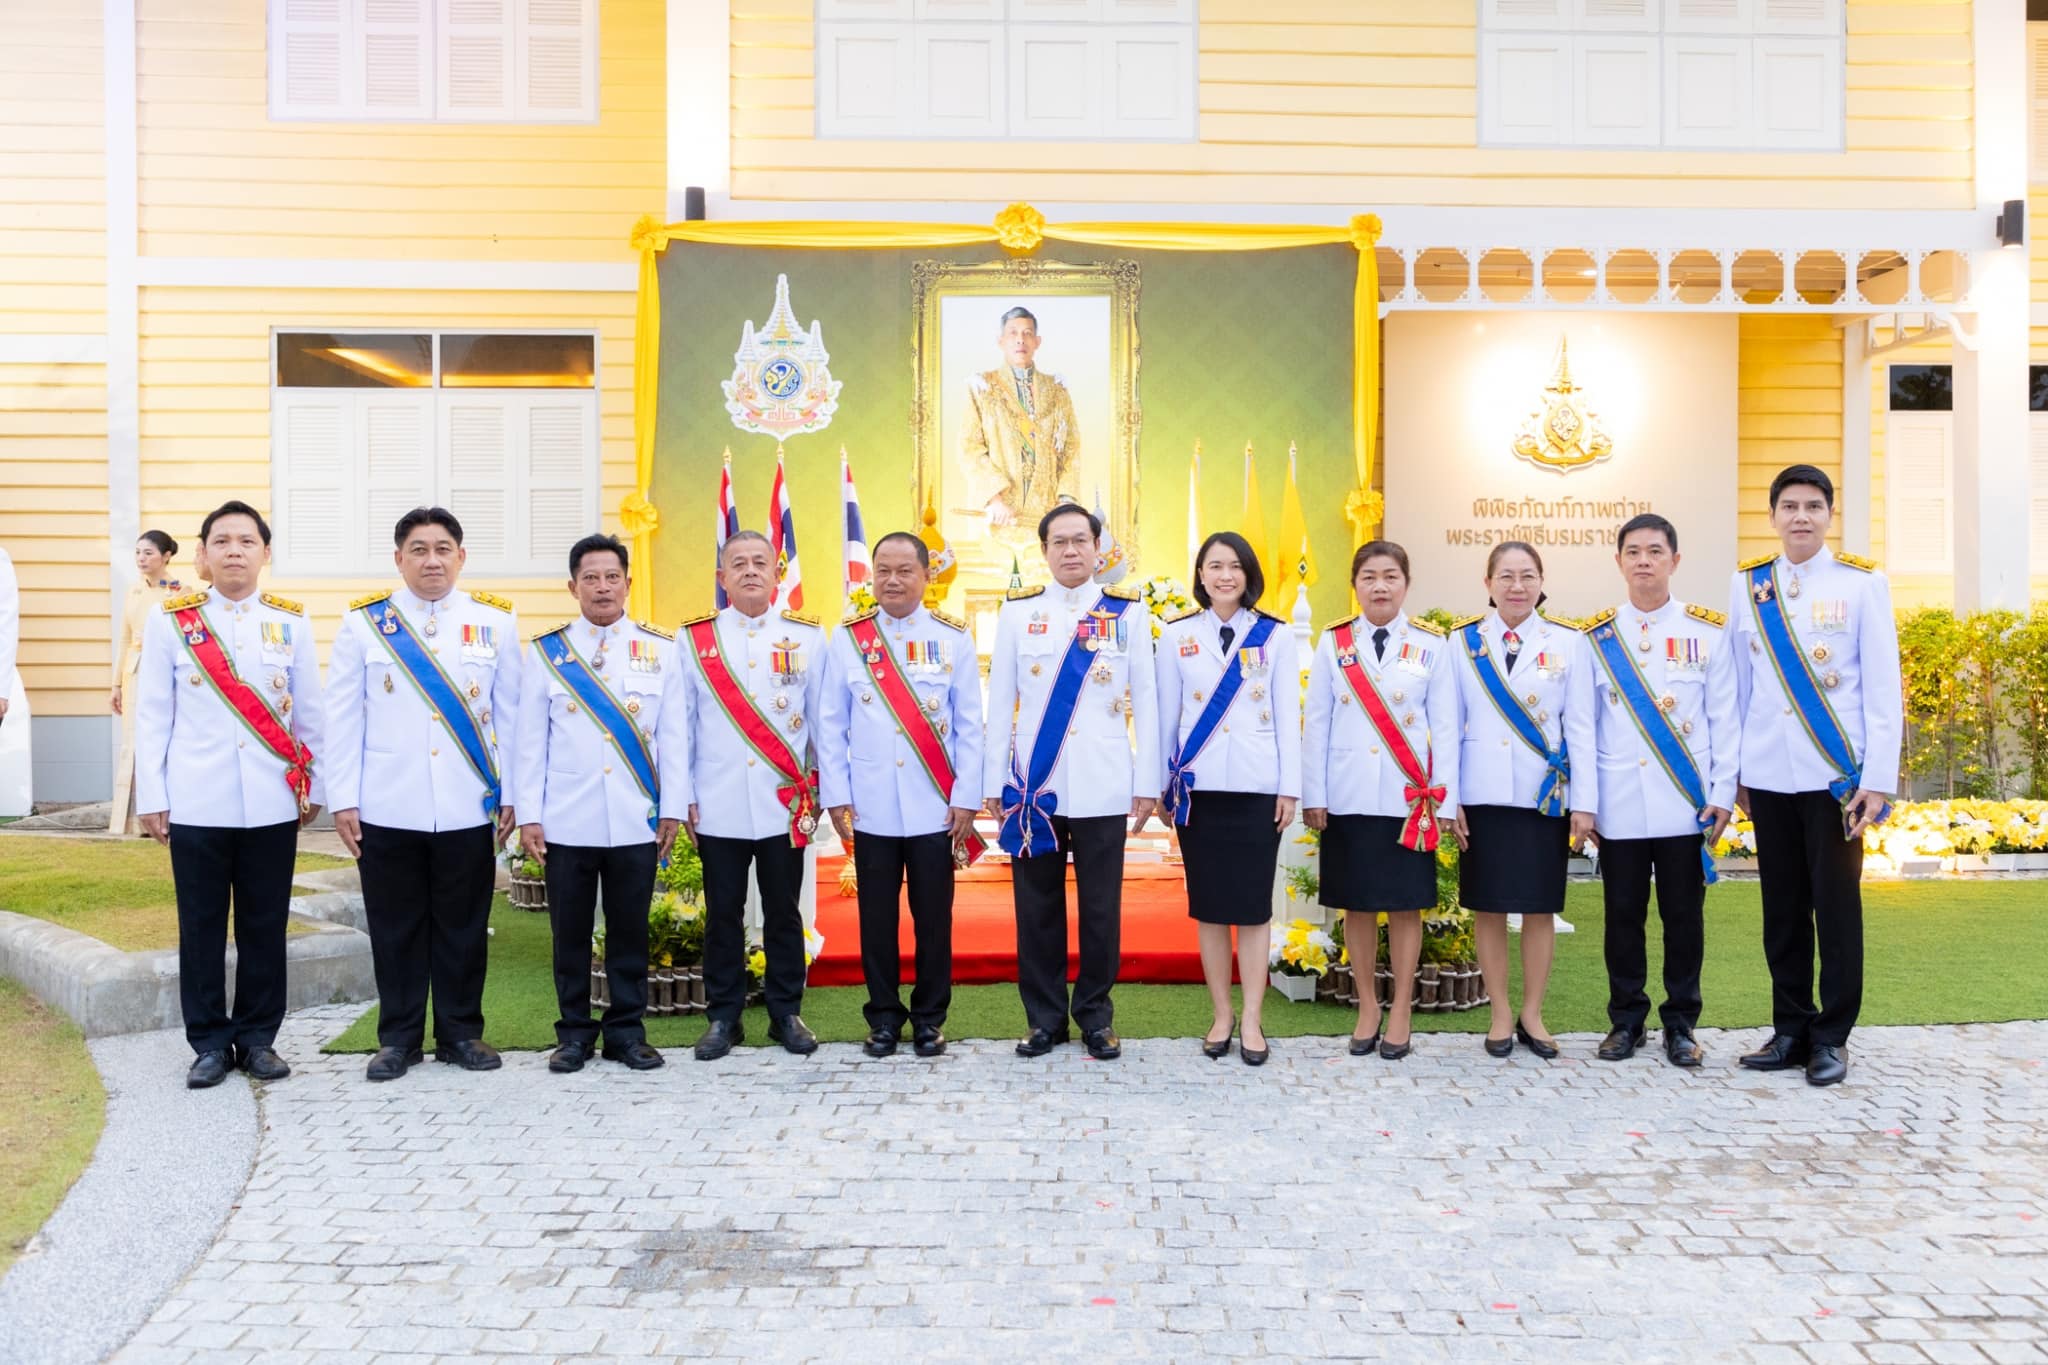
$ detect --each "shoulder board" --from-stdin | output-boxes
[1166,607,1202,624]
[929,608,968,632]
[1685,603,1728,628]
[530,621,573,643]
[468,589,515,613]
[781,609,820,628]
[636,619,674,641]
[1541,613,1581,631]
[348,590,392,611]
[1408,616,1446,637]
[1006,585,1044,601]
[259,592,305,616]
[842,606,878,626]
[1578,607,1617,632]
[1252,607,1287,624]
[1735,552,1778,572]
[1447,613,1484,630]
[1835,550,1880,573]
[1104,585,1142,602]
[162,591,209,612]
[1322,614,1358,634]
[678,610,716,628]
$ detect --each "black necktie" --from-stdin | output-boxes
[1372,626,1389,661]
[1218,624,1236,655]
[1503,628,1520,674]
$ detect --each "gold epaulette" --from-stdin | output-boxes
[259,591,304,616]
[1006,584,1044,601]
[781,608,820,627]
[469,589,515,613]
[162,591,208,612]
[1322,614,1358,634]
[1835,550,1880,573]
[529,620,572,643]
[349,590,392,611]
[1578,607,1617,632]
[929,607,968,632]
[1736,552,1778,572]
[1166,607,1201,624]
[1448,613,1483,629]
[679,610,716,628]
[1685,603,1728,628]
[1542,612,1582,631]
[1252,607,1287,623]
[842,606,878,626]
[1408,615,1447,637]
[637,619,674,641]
[1104,585,1142,602]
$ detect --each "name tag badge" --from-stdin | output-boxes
[1178,637,1201,658]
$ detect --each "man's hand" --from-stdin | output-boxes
[1129,796,1159,833]
[1451,808,1471,852]
[947,806,978,841]
[656,817,680,863]
[1274,796,1299,830]
[495,808,517,848]
[1700,804,1732,848]
[1569,811,1597,852]
[520,822,547,866]
[0,697,9,719]
[983,797,1003,821]
[333,808,363,858]
[110,686,122,716]
[683,804,700,848]
[987,498,1015,529]
[1844,788,1890,840]
[828,805,855,843]
[1734,784,1751,819]
[1303,806,1329,833]
[140,811,169,846]
[300,803,322,830]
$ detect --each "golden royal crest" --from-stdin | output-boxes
[1512,338,1614,475]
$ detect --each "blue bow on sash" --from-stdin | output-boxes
[1746,562,1890,826]
[999,595,1134,858]
[1587,620,1720,886]
[538,630,661,832]
[1165,615,1277,826]
[365,602,499,819]
[1461,621,1570,817]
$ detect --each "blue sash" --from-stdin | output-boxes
[1164,615,1278,826]
[1460,621,1569,817]
[1745,561,1890,822]
[999,594,1134,858]
[537,628,660,831]
[1587,618,1719,886]
[361,601,498,819]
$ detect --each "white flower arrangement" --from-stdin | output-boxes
[1139,576,1196,640]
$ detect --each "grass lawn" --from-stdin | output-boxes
[0,980,106,1274]
[0,834,353,952]
[325,878,2048,1053]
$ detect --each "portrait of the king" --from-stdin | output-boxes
[961,305,1083,531]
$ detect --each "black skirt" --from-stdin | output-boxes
[1458,803,1569,915]
[1318,814,1439,913]
[1177,790,1282,926]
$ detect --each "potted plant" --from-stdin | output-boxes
[1268,918,1334,1003]
[744,943,767,1008]
[646,897,678,1015]
[674,896,707,1012]
[590,925,610,1011]
[509,851,548,911]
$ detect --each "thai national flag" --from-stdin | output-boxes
[713,457,739,609]
[841,450,870,594]
[769,452,804,612]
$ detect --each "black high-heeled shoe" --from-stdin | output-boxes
[1240,1031,1269,1067]
[1514,1021,1560,1059]
[1201,1016,1235,1060]
[1378,1037,1413,1060]
[1483,1031,1515,1058]
[1348,1009,1386,1057]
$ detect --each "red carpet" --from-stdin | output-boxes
[809,854,1207,986]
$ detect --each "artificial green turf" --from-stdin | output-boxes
[323,878,2048,1052]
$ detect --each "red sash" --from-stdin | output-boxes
[685,617,820,846]
[846,614,985,867]
[172,602,314,811]
[1332,621,1442,851]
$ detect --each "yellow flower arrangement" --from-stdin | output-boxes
[1140,576,1196,641]
[1712,798,2048,870]
[1270,917,1336,978]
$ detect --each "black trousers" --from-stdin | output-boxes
[1011,813,1125,1035]
[853,830,955,1032]
[357,822,496,1050]
[1598,833,1706,1034]
[544,841,656,1047]
[699,833,807,1024]
[1749,787,1865,1047]
[168,820,298,1055]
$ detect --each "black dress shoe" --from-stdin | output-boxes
[365,1045,422,1082]
[1240,1035,1269,1067]
[1664,1030,1705,1068]
[1202,1017,1235,1060]
[1805,1043,1848,1086]
[912,1026,946,1058]
[1738,1033,1810,1071]
[601,1040,665,1070]
[1350,1010,1386,1056]
[767,1015,818,1055]
[549,1040,591,1073]
[1378,1038,1413,1061]
[864,1027,900,1058]
[1015,1026,1070,1057]
[1597,1027,1647,1062]
[1514,1022,1560,1060]
[237,1045,292,1081]
[695,1019,744,1061]
[187,1049,233,1089]
[1483,1033,1515,1058]
[1082,1028,1122,1061]
[434,1039,502,1071]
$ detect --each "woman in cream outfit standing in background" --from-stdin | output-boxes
[109,529,183,834]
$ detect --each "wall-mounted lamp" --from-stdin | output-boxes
[1995,199,2025,249]
[685,186,707,222]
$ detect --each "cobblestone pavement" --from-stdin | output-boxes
[111,1010,2047,1365]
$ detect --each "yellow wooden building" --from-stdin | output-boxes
[0,0,2041,802]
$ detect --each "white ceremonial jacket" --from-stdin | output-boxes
[135,584,327,827]
[982,581,1162,819]
[1585,599,1740,841]
[1452,608,1598,817]
[818,604,984,838]
[1302,613,1460,820]
[1725,546,1902,797]
[324,586,522,832]
[676,604,827,842]
[1154,606,1300,801]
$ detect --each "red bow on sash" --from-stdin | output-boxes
[172,602,314,812]
[1402,781,1448,851]
[1333,621,1442,853]
[779,771,822,848]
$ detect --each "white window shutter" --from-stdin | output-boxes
[1754,37,1840,150]
[1665,0,1747,33]
[361,0,433,118]
[441,0,516,118]
[360,392,436,561]
[441,396,516,565]
[1664,35,1751,146]
[817,24,914,136]
[522,396,597,575]
[520,0,599,121]
[1481,34,1572,144]
[1573,35,1659,144]
[1886,413,1954,575]
[1008,26,1101,139]
[1485,0,1567,29]
[271,0,352,118]
[2031,26,2048,184]
[2030,414,2048,576]
[1755,0,1838,37]
[273,391,357,573]
[1574,0,1654,32]
[917,25,1006,137]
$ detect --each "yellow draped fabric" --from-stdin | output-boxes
[625,206,1384,618]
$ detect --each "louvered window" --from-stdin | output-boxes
[272,331,598,577]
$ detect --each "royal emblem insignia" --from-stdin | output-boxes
[1512,337,1615,474]
[721,273,842,440]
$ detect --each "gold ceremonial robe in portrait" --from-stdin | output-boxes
[961,366,1081,527]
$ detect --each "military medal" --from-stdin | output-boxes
[424,616,438,637]
[379,607,398,636]
[1752,579,1774,606]
[1785,575,1801,600]
[1336,649,1357,668]
[468,680,482,699]
[773,693,790,711]
[1812,643,1830,663]
[1658,693,1677,712]
[788,714,803,733]
[1090,664,1112,685]
[185,623,207,646]
[1251,684,1266,701]
[270,673,286,690]
[1823,670,1842,689]
[1637,617,1652,653]
[383,674,394,693]
[625,695,642,715]
[771,640,801,681]
[923,694,941,713]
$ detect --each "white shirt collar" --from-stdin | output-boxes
[878,604,925,631]
[1785,544,1834,573]
[725,603,771,627]
[580,613,625,637]
[1053,580,1092,608]
[394,585,456,617]
[1621,596,1677,628]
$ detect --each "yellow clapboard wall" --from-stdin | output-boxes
[731,0,1977,208]
[1737,315,1844,563]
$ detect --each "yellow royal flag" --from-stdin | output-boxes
[1274,441,1318,598]
[1239,444,1268,579]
